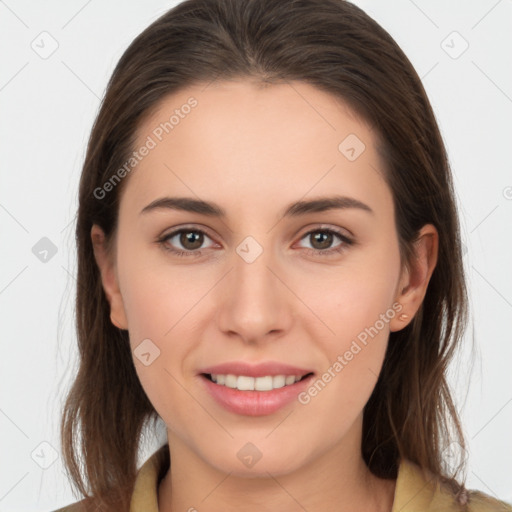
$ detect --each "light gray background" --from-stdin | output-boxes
[1,0,511,510]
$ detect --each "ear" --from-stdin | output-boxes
[389,224,438,332]
[91,224,128,330]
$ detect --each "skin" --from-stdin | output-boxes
[91,80,438,512]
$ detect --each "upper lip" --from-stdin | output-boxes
[198,361,315,378]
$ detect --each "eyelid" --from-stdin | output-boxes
[156,225,220,255]
[297,223,352,238]
[294,226,354,253]
[159,224,218,242]
[159,223,351,243]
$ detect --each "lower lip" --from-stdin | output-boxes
[199,374,315,416]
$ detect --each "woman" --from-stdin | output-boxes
[55,0,511,510]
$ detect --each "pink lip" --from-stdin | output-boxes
[197,361,315,416]
[199,373,315,416]
[198,361,314,378]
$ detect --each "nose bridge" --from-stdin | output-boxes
[216,234,290,341]
[232,235,279,309]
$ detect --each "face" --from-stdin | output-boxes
[93,79,425,477]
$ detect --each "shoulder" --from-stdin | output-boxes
[465,490,512,512]
[395,459,512,512]
[51,498,94,512]
[50,444,170,512]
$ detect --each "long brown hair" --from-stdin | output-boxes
[61,0,469,509]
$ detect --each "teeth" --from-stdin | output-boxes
[210,374,305,391]
[285,375,296,385]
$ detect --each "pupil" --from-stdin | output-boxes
[181,231,203,250]
[312,232,332,250]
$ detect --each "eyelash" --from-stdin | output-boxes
[156,226,354,258]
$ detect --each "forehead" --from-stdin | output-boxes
[122,80,391,220]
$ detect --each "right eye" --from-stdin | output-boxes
[157,227,217,257]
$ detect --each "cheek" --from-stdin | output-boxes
[298,247,400,345]
[294,245,400,410]
[115,245,215,422]
[119,266,199,435]
[296,290,392,442]
[117,241,213,345]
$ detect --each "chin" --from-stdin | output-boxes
[202,444,309,478]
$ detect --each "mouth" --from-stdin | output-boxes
[201,372,314,391]
[198,371,316,416]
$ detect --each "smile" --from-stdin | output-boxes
[200,372,315,416]
[205,373,311,391]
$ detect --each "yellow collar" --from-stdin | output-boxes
[130,445,510,512]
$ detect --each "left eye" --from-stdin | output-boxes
[297,228,352,255]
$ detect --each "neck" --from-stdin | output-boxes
[158,419,396,512]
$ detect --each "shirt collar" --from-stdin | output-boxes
[390,458,457,511]
[130,444,168,512]
[130,445,457,512]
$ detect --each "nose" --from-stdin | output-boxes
[215,242,293,345]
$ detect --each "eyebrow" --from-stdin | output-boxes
[139,194,374,218]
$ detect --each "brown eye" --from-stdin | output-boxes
[179,231,204,250]
[309,231,335,250]
[297,228,354,257]
[158,228,216,256]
